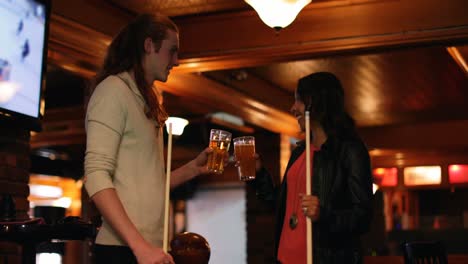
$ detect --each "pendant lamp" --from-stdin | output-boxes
[245,0,312,30]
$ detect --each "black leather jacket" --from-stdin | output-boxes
[253,136,373,264]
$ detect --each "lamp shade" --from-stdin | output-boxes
[245,0,311,29]
[165,117,189,136]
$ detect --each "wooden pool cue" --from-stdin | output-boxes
[305,111,313,264]
[163,123,173,253]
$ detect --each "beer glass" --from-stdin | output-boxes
[233,136,256,181]
[207,129,232,174]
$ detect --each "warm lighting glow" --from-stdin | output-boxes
[29,175,83,216]
[449,164,468,184]
[36,253,61,264]
[447,47,468,74]
[373,167,398,186]
[165,117,189,136]
[52,197,72,208]
[372,183,379,194]
[40,98,46,116]
[404,166,441,186]
[450,165,460,172]
[211,112,244,126]
[375,168,385,174]
[279,134,291,181]
[29,184,63,198]
[245,0,311,30]
[30,197,73,209]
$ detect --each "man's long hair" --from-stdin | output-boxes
[296,72,357,139]
[90,14,178,127]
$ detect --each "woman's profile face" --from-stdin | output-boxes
[290,92,306,132]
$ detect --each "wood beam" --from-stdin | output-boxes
[361,120,468,167]
[203,70,293,112]
[370,148,468,168]
[44,0,468,140]
[209,116,255,134]
[30,107,86,148]
[359,120,468,150]
[33,73,299,148]
[47,14,298,135]
[47,0,468,77]
[51,0,131,36]
[157,74,300,137]
[174,0,468,72]
[48,15,110,78]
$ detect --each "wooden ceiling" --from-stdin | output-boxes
[32,0,468,173]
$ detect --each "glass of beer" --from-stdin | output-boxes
[207,129,232,174]
[233,136,256,181]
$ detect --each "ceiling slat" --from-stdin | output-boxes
[157,73,300,137]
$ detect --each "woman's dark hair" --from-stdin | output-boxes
[90,13,178,127]
[296,72,357,139]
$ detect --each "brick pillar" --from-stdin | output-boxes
[0,124,31,263]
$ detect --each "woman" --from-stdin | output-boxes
[253,72,373,264]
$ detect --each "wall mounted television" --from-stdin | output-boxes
[0,0,50,132]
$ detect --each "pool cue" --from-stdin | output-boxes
[163,123,173,253]
[305,111,313,264]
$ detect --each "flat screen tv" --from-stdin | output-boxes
[0,0,50,132]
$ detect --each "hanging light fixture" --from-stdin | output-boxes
[165,117,189,136]
[245,0,312,31]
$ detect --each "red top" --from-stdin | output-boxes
[277,149,314,264]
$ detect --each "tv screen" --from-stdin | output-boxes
[0,0,50,131]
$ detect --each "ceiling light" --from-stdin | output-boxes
[245,0,311,30]
[165,117,189,136]
[211,112,244,126]
[29,184,63,198]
